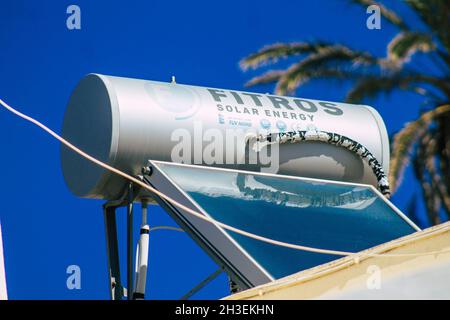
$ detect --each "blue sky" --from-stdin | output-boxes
[0,0,445,299]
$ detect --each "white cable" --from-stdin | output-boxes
[1,97,450,259]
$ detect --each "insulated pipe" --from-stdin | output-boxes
[133,201,149,300]
[257,130,390,196]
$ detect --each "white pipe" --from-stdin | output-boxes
[133,201,149,299]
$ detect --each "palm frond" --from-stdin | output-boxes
[387,32,435,65]
[423,132,450,215]
[305,45,377,67]
[438,120,450,188]
[346,75,408,103]
[351,0,409,30]
[244,70,285,87]
[273,45,376,95]
[389,104,450,193]
[274,68,352,95]
[413,135,441,225]
[405,0,450,51]
[345,73,449,103]
[239,42,330,71]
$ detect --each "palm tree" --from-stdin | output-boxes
[240,0,450,225]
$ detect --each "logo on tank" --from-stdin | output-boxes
[276,120,287,132]
[145,82,200,120]
[260,119,271,130]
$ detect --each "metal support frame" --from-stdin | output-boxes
[180,268,223,300]
[103,183,138,300]
[228,277,243,295]
[103,204,124,300]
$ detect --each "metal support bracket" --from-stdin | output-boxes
[103,182,140,300]
[103,204,124,300]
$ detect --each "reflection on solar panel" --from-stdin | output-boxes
[145,161,420,288]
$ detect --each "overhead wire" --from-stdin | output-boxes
[1,97,450,259]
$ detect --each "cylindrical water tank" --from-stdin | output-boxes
[61,74,389,200]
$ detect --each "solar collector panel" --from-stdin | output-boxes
[146,161,419,287]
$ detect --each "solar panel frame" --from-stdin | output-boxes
[145,160,420,288]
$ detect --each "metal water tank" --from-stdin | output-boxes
[61,74,389,200]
